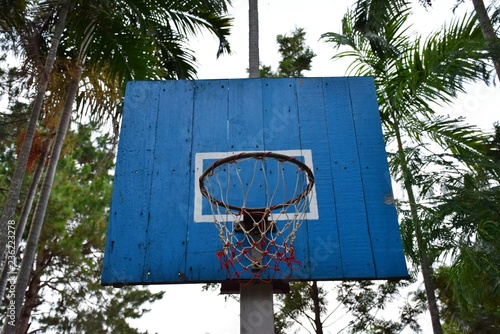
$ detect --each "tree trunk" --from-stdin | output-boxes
[471,0,500,81]
[390,111,443,334]
[0,0,70,263]
[2,64,83,334]
[248,0,259,78]
[0,139,51,300]
[311,281,324,334]
[15,250,48,334]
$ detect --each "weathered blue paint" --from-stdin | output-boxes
[101,77,408,285]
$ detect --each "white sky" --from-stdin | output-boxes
[131,1,500,333]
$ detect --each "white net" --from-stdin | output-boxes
[199,152,314,282]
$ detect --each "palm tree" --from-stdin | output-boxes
[321,1,491,333]
[248,0,259,78]
[0,0,71,268]
[471,0,500,80]
[9,63,82,334]
[429,124,500,331]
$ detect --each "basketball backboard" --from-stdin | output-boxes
[101,77,408,285]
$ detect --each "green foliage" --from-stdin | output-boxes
[67,0,233,124]
[1,0,234,127]
[275,281,327,333]
[40,284,163,334]
[337,279,426,334]
[278,282,326,318]
[276,27,316,77]
[259,64,277,78]
[436,266,500,333]
[322,1,489,116]
[259,27,316,78]
[0,120,163,332]
[425,126,500,333]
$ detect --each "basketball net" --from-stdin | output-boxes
[199,152,314,284]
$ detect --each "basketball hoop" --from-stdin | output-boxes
[199,152,315,283]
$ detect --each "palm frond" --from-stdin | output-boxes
[406,13,489,101]
[352,0,411,60]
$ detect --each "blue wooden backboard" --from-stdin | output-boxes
[101,77,408,285]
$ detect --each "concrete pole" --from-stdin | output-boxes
[240,282,274,334]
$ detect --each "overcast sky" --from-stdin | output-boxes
[131,1,500,333]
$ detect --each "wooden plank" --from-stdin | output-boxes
[261,78,298,151]
[223,79,267,280]
[185,80,230,281]
[101,81,160,284]
[142,80,195,283]
[261,78,307,279]
[228,79,264,152]
[227,79,265,214]
[348,77,408,278]
[323,77,376,279]
[295,77,342,279]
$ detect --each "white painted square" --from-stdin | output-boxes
[194,149,319,222]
